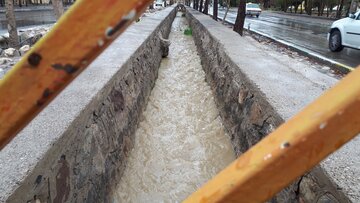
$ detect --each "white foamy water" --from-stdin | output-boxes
[115,12,235,203]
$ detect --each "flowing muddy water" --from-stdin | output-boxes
[115,13,235,202]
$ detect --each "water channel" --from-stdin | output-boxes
[115,12,236,202]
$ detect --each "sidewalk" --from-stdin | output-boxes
[270,10,337,21]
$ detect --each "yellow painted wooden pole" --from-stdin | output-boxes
[184,66,360,203]
[0,0,154,149]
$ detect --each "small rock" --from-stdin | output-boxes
[19,31,31,43]
[0,35,8,43]
[321,66,330,71]
[238,85,249,105]
[0,57,12,65]
[29,33,43,45]
[19,45,30,55]
[0,36,9,48]
[3,48,20,57]
[250,101,263,126]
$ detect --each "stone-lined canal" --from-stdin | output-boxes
[115,12,235,202]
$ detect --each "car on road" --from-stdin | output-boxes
[155,0,164,6]
[246,3,261,18]
[328,11,360,52]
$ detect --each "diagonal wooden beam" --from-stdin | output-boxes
[184,67,360,202]
[0,0,153,149]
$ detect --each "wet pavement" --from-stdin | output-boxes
[115,12,235,202]
[215,9,360,68]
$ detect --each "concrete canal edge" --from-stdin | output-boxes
[186,8,351,203]
[0,6,176,203]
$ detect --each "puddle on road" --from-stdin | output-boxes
[114,13,235,202]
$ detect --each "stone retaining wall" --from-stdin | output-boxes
[186,8,350,203]
[0,6,176,203]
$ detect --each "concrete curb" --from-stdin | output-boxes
[0,6,70,13]
[269,11,337,21]
[209,14,354,74]
[243,27,354,74]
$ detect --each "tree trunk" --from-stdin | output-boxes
[345,4,350,16]
[222,0,230,24]
[283,0,288,12]
[203,0,209,14]
[336,0,344,18]
[233,0,246,36]
[306,0,313,15]
[213,0,218,20]
[327,0,330,17]
[345,0,355,16]
[5,0,19,48]
[53,0,64,20]
[321,3,325,16]
[264,0,270,9]
[199,0,203,11]
[349,0,358,13]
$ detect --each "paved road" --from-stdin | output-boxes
[215,8,360,68]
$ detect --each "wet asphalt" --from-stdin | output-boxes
[217,8,360,68]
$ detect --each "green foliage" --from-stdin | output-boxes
[184,28,193,36]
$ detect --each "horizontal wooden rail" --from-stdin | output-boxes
[184,66,360,202]
[0,0,153,149]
